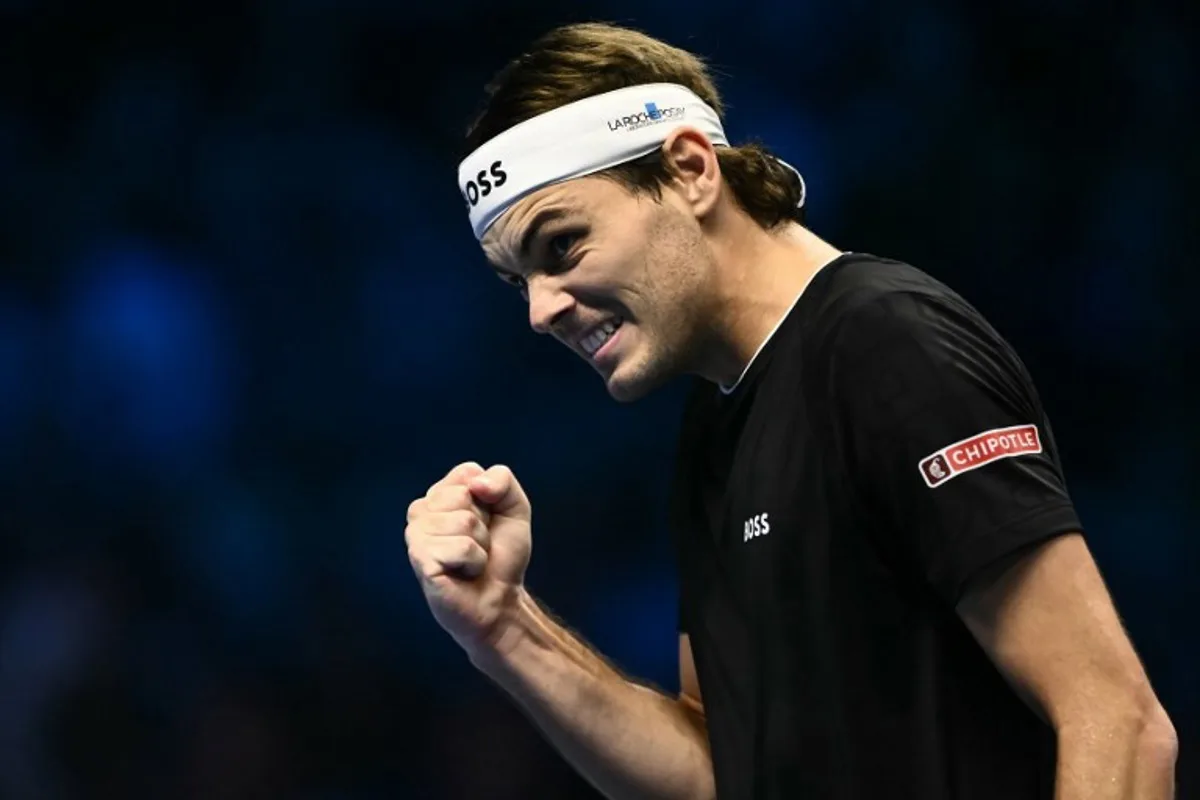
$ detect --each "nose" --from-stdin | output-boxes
[526,276,574,335]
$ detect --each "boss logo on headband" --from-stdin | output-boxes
[607,102,686,133]
[462,160,509,207]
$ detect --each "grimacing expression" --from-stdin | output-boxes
[481,175,718,402]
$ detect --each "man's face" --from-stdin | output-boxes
[481,175,716,402]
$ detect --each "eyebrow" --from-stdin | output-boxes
[489,263,522,283]
[486,205,581,281]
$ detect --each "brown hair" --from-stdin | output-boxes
[464,22,805,229]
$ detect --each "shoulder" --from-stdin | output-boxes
[806,253,1011,365]
[806,253,976,336]
[812,257,1044,439]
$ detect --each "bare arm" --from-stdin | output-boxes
[469,589,715,800]
[957,533,1178,800]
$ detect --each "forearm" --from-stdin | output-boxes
[1055,706,1178,800]
[469,588,715,800]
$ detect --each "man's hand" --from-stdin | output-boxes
[957,533,1178,799]
[405,462,534,654]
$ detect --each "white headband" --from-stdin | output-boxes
[457,83,805,240]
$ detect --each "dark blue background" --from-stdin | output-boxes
[0,2,1195,797]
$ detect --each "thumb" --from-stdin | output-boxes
[468,465,530,520]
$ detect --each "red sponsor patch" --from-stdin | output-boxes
[918,424,1042,488]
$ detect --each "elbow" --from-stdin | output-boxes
[1058,690,1178,771]
[1136,702,1178,774]
[1125,686,1178,767]
[1054,679,1177,744]
[684,770,718,800]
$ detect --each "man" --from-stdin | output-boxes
[404,22,1178,800]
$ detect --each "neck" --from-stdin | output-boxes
[696,220,842,388]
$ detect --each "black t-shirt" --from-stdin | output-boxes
[671,253,1082,799]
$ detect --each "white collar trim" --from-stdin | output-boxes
[717,252,846,395]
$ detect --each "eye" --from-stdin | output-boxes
[548,233,577,259]
[544,232,581,271]
[495,269,527,293]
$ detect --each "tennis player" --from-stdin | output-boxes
[405,22,1177,799]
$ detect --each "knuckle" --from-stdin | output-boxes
[406,498,424,522]
[403,524,424,551]
[439,462,481,487]
[451,509,476,536]
[470,516,490,542]
[468,515,487,542]
[447,484,471,507]
[429,483,471,510]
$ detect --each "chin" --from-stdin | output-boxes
[605,379,648,404]
[603,357,674,403]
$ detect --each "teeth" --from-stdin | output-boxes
[581,317,622,356]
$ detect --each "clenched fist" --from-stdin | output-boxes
[406,461,533,653]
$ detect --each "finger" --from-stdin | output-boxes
[409,535,487,581]
[407,497,427,524]
[443,461,485,486]
[426,482,476,513]
[407,510,490,550]
[427,484,493,530]
[468,464,529,519]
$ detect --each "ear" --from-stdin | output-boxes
[660,128,722,221]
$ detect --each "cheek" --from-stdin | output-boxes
[640,234,700,292]
[581,212,681,297]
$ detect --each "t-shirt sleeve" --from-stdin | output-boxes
[827,289,1083,605]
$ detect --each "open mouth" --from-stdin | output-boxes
[579,316,624,358]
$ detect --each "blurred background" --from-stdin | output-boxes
[0,1,1195,797]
